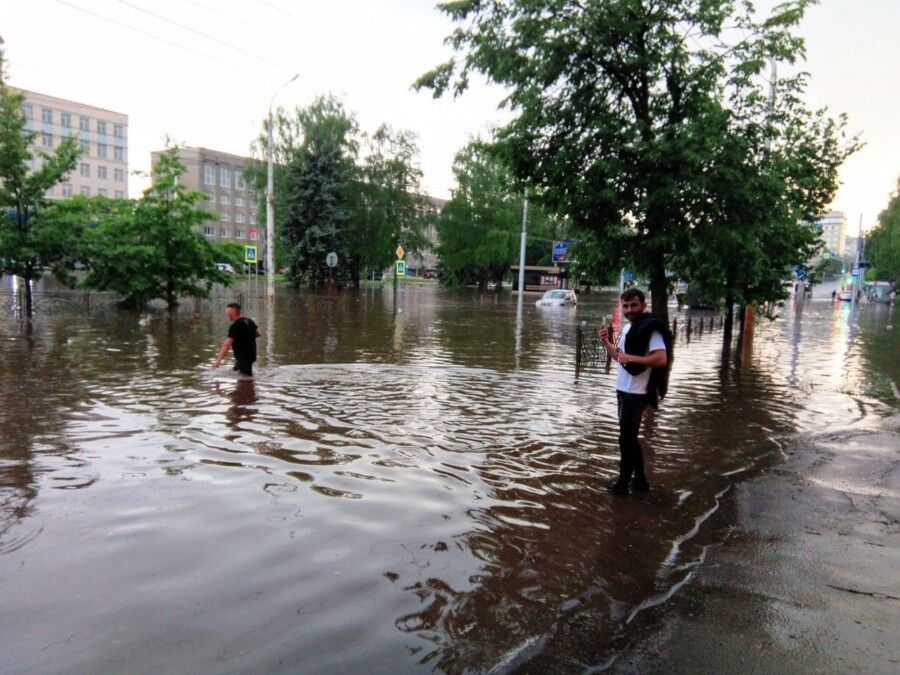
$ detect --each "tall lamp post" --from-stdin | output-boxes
[266,73,299,297]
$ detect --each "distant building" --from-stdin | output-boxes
[814,210,846,258]
[844,235,859,262]
[404,196,446,276]
[150,146,263,257]
[17,88,128,199]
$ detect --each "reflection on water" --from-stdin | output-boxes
[0,283,896,672]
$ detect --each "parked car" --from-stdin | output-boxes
[535,289,577,307]
[215,262,236,274]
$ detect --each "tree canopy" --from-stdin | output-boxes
[865,178,900,285]
[418,0,858,320]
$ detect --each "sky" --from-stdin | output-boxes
[2,0,897,232]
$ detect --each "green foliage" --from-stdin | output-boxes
[437,142,557,290]
[0,51,80,316]
[82,146,230,308]
[352,125,430,284]
[247,96,431,288]
[418,0,857,319]
[865,178,900,284]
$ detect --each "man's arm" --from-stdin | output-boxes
[212,337,234,369]
[616,349,667,368]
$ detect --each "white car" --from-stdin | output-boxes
[215,262,236,274]
[535,289,577,307]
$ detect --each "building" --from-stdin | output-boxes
[814,210,847,258]
[404,196,446,276]
[18,89,128,200]
[151,146,263,259]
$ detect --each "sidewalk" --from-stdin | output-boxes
[614,415,900,674]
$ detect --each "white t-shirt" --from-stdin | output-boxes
[615,324,666,394]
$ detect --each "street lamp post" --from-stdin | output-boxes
[266,73,299,297]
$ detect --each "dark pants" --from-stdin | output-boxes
[233,360,253,377]
[616,391,649,485]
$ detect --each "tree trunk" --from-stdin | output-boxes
[648,258,668,322]
[722,293,734,348]
[350,260,360,290]
[478,276,488,292]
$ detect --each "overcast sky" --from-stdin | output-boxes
[3,0,897,231]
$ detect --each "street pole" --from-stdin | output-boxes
[851,213,863,311]
[266,73,299,298]
[516,190,528,310]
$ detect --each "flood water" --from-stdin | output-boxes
[1,281,897,673]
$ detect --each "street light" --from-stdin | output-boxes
[266,73,299,296]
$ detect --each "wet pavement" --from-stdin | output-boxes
[0,280,897,673]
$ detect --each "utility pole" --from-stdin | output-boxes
[266,73,299,298]
[516,190,528,312]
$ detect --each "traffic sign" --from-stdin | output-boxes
[552,240,576,263]
[395,245,405,259]
[325,251,338,268]
[244,245,257,263]
[395,260,406,277]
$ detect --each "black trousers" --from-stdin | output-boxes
[616,391,649,484]
[233,359,254,377]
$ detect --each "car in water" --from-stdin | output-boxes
[215,262,236,274]
[535,289,577,307]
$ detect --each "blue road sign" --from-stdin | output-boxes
[552,240,576,263]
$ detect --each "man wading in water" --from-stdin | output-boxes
[213,302,261,377]
[598,289,673,495]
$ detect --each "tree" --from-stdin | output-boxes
[418,0,857,322]
[437,142,555,290]
[277,96,359,287]
[82,146,229,308]
[352,125,430,287]
[866,178,900,284]
[0,51,80,318]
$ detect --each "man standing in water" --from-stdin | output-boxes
[213,302,260,377]
[598,289,672,495]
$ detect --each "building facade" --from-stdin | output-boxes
[814,210,847,258]
[18,89,128,199]
[404,196,446,276]
[151,146,263,260]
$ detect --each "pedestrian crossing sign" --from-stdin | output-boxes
[244,245,257,263]
[395,260,406,277]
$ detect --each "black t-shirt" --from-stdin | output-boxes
[228,317,258,363]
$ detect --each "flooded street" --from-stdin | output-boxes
[1,282,897,673]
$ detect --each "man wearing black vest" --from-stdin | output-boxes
[212,302,261,377]
[598,288,673,495]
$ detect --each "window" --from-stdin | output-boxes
[22,103,33,119]
[79,116,90,131]
[248,213,256,225]
[115,190,125,199]
[60,112,71,128]
[96,120,107,135]
[235,196,244,207]
[219,166,230,188]
[113,146,124,161]
[219,194,230,205]
[235,213,245,224]
[203,164,215,186]
[62,183,73,197]
[113,124,124,138]
[80,163,90,177]
[97,143,107,159]
[80,139,90,154]
[98,188,108,197]
[97,165,107,179]
[42,132,53,148]
[220,212,230,222]
[80,186,91,197]
[218,227,228,237]
[114,168,125,182]
[234,229,244,239]
[235,169,245,190]
[41,108,53,124]
[45,186,55,198]
[203,226,214,236]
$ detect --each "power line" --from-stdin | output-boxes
[110,0,295,75]
[52,0,276,84]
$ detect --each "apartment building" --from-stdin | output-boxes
[18,89,128,199]
[150,146,263,255]
[404,195,446,276]
[814,210,847,258]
